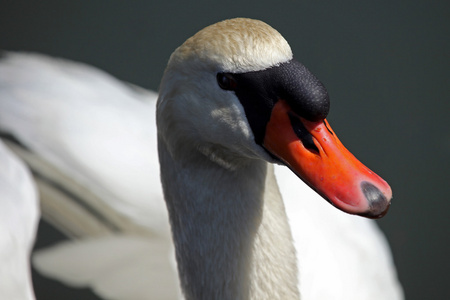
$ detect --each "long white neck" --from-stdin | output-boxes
[158,138,300,300]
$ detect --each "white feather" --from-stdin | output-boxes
[0,52,168,234]
[33,236,181,300]
[0,140,39,300]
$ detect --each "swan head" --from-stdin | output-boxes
[157,18,392,218]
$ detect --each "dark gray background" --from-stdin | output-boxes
[1,1,449,299]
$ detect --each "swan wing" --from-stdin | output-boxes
[0,52,168,234]
[0,140,39,300]
[33,236,181,300]
[0,52,180,299]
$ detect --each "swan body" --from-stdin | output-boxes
[0,18,403,300]
[0,140,39,300]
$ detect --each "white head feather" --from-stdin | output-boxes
[169,18,292,73]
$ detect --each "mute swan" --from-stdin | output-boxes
[0,140,39,300]
[0,18,403,299]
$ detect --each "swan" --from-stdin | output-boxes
[0,18,403,299]
[0,140,39,300]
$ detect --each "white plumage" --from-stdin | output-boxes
[0,140,39,300]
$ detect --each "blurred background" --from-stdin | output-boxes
[1,1,449,299]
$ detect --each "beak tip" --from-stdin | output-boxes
[360,181,392,219]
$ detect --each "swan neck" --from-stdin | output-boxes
[158,138,299,300]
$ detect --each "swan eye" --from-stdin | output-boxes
[217,73,237,91]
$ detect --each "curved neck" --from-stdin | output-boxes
[158,138,299,300]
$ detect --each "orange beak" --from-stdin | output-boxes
[264,100,392,218]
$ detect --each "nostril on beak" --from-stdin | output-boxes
[360,181,391,219]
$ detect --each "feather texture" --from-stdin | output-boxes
[0,140,39,300]
[33,236,180,300]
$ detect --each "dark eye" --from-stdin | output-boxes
[217,73,237,91]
